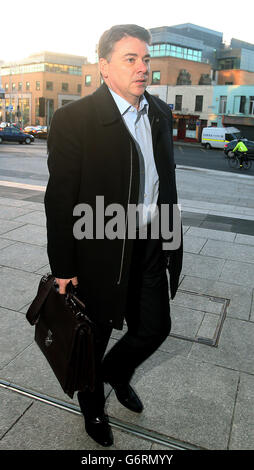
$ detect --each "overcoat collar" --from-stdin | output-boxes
[92,83,168,127]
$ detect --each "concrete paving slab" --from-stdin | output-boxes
[180,199,237,214]
[0,395,152,450]
[0,307,34,368]
[250,296,254,322]
[182,225,190,234]
[182,235,207,254]
[0,206,33,221]
[13,211,46,226]
[0,388,33,439]
[200,239,254,263]
[0,266,41,310]
[185,227,236,242]
[189,317,254,374]
[0,242,48,272]
[208,210,254,222]
[0,239,15,250]
[182,253,225,281]
[158,335,194,358]
[170,304,204,338]
[197,313,221,338]
[229,373,254,450]
[107,354,239,450]
[219,260,254,287]
[1,342,70,403]
[173,290,223,314]
[0,196,45,211]
[35,264,50,275]
[180,276,252,321]
[0,219,26,235]
[0,197,42,208]
[1,224,47,246]
[235,233,254,246]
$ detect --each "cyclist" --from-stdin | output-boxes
[232,138,248,167]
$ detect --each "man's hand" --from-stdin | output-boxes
[55,277,78,294]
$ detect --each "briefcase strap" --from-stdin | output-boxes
[26,275,55,325]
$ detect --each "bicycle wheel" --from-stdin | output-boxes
[243,158,252,170]
[228,156,238,169]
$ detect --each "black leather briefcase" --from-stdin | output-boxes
[26,273,95,398]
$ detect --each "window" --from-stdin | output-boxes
[85,75,91,86]
[249,96,254,115]
[239,96,246,114]
[18,82,22,91]
[195,95,203,112]
[175,95,182,111]
[35,98,39,117]
[233,96,246,114]
[219,96,227,114]
[18,98,30,127]
[62,82,69,91]
[5,83,9,91]
[150,43,201,62]
[36,81,40,90]
[152,71,160,84]
[225,133,235,142]
[46,81,53,91]
[12,83,16,91]
[26,82,30,91]
[77,84,81,94]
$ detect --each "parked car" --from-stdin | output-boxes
[24,126,38,136]
[36,126,48,139]
[224,139,254,159]
[10,123,23,131]
[0,127,34,144]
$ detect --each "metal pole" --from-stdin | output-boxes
[9,66,12,124]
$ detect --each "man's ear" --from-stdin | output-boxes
[99,58,109,79]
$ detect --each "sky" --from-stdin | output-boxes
[1,0,254,63]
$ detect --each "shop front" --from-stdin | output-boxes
[173,114,207,142]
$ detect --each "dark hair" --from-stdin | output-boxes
[98,24,151,60]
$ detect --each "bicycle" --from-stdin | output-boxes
[227,151,252,170]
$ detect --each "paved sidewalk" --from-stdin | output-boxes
[0,166,254,450]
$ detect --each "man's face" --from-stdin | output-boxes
[99,36,151,107]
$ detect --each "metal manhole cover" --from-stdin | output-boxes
[170,289,230,347]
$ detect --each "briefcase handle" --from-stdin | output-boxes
[26,274,55,325]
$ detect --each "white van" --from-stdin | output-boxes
[201,127,241,149]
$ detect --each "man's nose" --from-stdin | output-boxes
[137,59,149,74]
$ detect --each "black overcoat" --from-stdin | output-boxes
[44,84,183,330]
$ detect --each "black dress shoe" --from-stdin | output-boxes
[108,382,144,413]
[84,413,113,447]
[77,392,113,447]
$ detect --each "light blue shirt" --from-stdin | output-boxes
[109,88,159,226]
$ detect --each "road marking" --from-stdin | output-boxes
[0,180,46,191]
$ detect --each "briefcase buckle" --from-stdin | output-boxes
[45,330,53,347]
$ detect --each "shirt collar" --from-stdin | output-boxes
[109,87,149,116]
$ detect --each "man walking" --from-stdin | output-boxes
[45,24,183,447]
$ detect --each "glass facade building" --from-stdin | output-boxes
[1,63,82,76]
[150,43,202,62]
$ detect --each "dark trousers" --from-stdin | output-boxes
[80,235,171,414]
